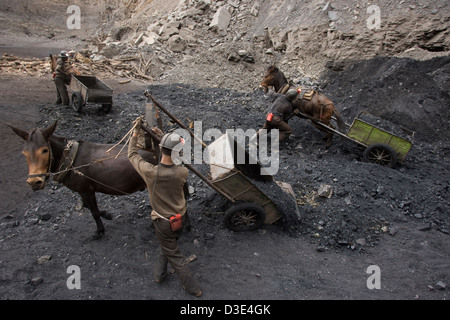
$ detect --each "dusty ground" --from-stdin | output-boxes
[1,48,449,304]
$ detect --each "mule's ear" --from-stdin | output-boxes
[8,124,29,141]
[42,121,58,141]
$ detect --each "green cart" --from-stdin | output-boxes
[346,112,414,167]
[300,111,414,167]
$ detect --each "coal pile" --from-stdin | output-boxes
[34,67,449,252]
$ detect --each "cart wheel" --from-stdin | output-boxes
[101,104,112,113]
[71,92,83,113]
[363,143,398,167]
[224,202,266,232]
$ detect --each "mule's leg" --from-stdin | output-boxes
[325,122,335,148]
[79,192,106,239]
[325,132,333,148]
[311,120,334,148]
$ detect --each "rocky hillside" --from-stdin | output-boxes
[1,0,448,91]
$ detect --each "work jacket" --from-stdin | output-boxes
[128,135,188,220]
[269,93,295,122]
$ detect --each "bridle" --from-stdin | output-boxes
[27,141,53,180]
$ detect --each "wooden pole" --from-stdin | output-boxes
[143,90,207,148]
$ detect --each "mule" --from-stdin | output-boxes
[260,65,346,147]
[9,121,158,239]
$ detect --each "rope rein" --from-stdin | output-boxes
[46,123,139,195]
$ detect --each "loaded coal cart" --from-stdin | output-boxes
[69,75,113,113]
[300,110,415,167]
[205,132,300,232]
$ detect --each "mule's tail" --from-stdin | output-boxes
[333,108,346,133]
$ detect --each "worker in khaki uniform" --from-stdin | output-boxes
[259,89,299,141]
[128,120,202,298]
[54,51,70,105]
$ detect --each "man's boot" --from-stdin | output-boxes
[154,255,168,283]
[180,269,202,297]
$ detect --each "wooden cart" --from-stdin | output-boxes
[300,111,414,167]
[207,132,300,232]
[69,75,113,113]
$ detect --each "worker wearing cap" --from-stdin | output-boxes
[259,88,299,141]
[127,119,202,298]
[54,51,70,105]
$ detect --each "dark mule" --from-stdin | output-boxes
[9,121,157,239]
[260,65,346,147]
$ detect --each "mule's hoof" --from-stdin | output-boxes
[92,230,105,240]
[100,211,113,220]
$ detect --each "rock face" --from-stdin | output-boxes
[1,0,448,90]
[94,0,449,87]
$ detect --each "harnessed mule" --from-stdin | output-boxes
[9,121,158,239]
[260,65,346,147]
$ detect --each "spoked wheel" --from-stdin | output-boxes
[224,202,266,232]
[363,143,398,167]
[71,92,83,113]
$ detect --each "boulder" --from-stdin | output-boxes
[168,35,187,53]
[209,7,231,34]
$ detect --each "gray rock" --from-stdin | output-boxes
[209,7,231,33]
[30,277,43,286]
[436,281,446,290]
[328,11,338,21]
[168,35,187,53]
[318,184,333,198]
[37,255,52,265]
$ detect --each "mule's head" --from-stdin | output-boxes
[259,65,279,92]
[9,122,57,191]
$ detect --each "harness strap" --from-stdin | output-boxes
[28,172,51,178]
[53,140,79,183]
[278,83,290,94]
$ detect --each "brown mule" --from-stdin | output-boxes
[260,65,346,147]
[9,121,158,239]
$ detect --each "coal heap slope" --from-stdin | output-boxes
[35,55,449,251]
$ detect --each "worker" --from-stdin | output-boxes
[127,119,202,298]
[54,51,70,105]
[259,88,299,141]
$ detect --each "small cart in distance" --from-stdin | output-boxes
[69,75,113,113]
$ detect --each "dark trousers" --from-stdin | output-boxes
[153,216,198,289]
[261,115,293,141]
[54,76,69,105]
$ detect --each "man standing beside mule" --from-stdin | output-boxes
[127,119,202,298]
